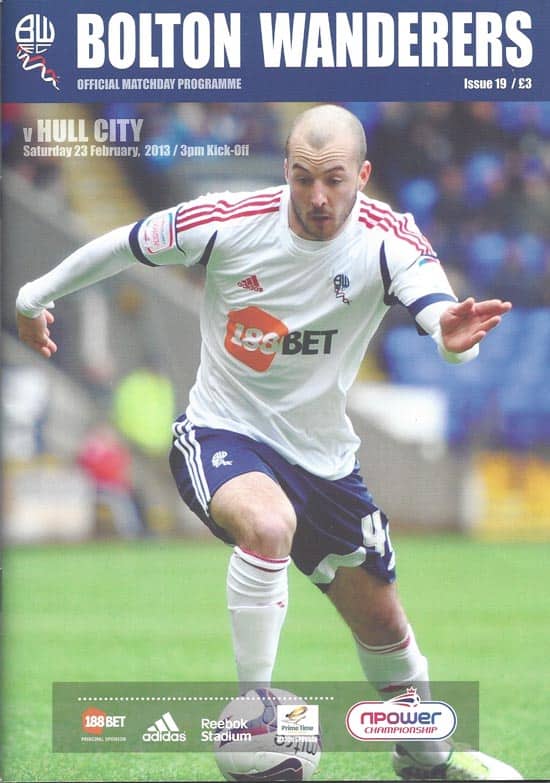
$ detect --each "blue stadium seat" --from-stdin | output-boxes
[516,233,546,276]
[382,309,550,450]
[398,178,439,223]
[343,102,381,133]
[464,152,505,205]
[497,385,540,450]
[537,103,550,134]
[495,102,529,133]
[466,232,508,288]
[496,102,550,134]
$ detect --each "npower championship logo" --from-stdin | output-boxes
[346,687,457,742]
[15,14,61,90]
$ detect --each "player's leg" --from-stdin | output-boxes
[323,538,523,778]
[327,566,449,767]
[170,421,296,689]
[286,465,456,770]
[210,471,296,688]
[325,560,408,645]
[279,458,522,780]
[210,470,296,558]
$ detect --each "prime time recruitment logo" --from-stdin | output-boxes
[15,14,61,90]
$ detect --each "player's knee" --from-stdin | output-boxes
[209,475,297,557]
[351,595,408,645]
[244,508,296,558]
[329,568,408,644]
[366,604,405,637]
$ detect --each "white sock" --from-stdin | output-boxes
[227,546,290,690]
[355,625,450,766]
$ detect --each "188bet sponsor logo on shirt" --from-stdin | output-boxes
[225,306,338,372]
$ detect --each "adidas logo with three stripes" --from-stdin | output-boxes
[142,711,187,742]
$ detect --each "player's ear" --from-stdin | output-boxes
[358,160,371,191]
[283,158,289,182]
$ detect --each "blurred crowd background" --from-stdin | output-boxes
[2,101,549,543]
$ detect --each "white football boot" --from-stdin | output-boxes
[392,745,523,780]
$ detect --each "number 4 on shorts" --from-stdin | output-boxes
[361,509,395,566]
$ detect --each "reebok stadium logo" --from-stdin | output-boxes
[346,687,457,742]
[142,711,187,743]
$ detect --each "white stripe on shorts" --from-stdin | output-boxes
[173,419,211,515]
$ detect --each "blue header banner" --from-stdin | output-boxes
[3,0,549,103]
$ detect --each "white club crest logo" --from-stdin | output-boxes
[212,451,233,468]
[333,273,351,305]
[15,14,61,90]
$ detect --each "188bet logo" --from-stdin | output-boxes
[225,306,338,372]
[81,707,126,736]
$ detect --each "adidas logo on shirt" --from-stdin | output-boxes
[142,711,187,743]
[237,274,264,292]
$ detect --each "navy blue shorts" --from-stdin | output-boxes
[169,416,396,590]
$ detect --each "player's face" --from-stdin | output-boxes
[285,141,371,241]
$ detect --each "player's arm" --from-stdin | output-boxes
[438,297,512,353]
[16,224,139,358]
[415,297,512,363]
[17,308,58,358]
[383,228,511,363]
[15,195,221,358]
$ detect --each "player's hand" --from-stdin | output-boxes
[16,309,58,358]
[440,297,512,353]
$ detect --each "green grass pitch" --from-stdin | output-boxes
[2,534,549,782]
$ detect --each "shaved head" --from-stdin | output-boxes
[284,104,371,240]
[286,104,367,168]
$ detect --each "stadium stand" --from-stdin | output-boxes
[382,308,550,451]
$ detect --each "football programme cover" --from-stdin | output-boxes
[2,1,549,782]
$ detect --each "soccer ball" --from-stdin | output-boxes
[213,687,321,781]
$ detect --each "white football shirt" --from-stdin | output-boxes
[130,185,458,479]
